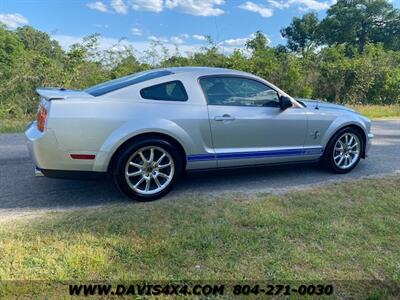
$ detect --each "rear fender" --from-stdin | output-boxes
[92,119,194,172]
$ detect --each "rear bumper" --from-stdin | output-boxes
[25,121,61,170]
[25,121,96,173]
[38,168,106,180]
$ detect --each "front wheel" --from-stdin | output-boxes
[321,128,364,174]
[113,139,183,201]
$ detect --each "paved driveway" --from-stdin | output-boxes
[0,120,399,216]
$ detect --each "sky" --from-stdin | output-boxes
[1,0,399,57]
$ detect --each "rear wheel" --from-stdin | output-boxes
[322,128,363,173]
[113,139,183,201]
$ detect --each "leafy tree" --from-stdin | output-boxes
[314,45,352,103]
[112,54,149,78]
[0,24,25,78]
[1,18,400,121]
[226,49,249,72]
[319,0,400,53]
[245,31,269,52]
[274,44,289,54]
[280,13,320,55]
[161,55,191,68]
[277,53,315,97]
[16,26,64,60]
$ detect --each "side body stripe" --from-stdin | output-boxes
[187,147,323,162]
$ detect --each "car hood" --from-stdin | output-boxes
[295,98,357,114]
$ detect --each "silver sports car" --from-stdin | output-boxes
[25,67,373,201]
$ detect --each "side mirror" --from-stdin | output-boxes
[279,95,293,110]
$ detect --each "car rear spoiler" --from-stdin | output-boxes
[36,88,93,101]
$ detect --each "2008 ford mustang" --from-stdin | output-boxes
[26,67,373,201]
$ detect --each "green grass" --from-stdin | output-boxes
[349,104,400,119]
[0,176,399,298]
[0,116,32,133]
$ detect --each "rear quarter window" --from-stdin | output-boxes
[85,70,173,96]
[140,80,188,101]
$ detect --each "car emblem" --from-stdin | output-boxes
[311,130,320,139]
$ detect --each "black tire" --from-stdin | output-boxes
[321,127,364,174]
[113,138,183,201]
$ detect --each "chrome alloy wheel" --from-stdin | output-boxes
[124,146,175,195]
[333,132,360,169]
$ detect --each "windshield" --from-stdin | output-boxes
[85,70,173,96]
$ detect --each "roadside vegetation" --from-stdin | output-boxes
[0,176,399,297]
[1,0,400,133]
[0,116,31,133]
[349,104,400,120]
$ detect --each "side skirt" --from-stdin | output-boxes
[185,159,321,174]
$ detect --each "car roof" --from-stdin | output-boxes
[87,66,280,98]
[157,66,253,77]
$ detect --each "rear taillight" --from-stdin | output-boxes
[37,105,47,132]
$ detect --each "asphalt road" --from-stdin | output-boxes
[0,120,399,215]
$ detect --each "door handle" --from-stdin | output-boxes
[214,114,235,122]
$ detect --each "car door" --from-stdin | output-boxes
[199,75,309,167]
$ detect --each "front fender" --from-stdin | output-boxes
[321,115,369,151]
[92,119,194,172]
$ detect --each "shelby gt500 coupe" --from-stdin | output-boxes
[26,67,373,201]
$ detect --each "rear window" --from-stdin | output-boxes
[140,81,188,101]
[85,70,173,96]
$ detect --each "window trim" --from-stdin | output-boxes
[198,74,281,108]
[140,80,189,102]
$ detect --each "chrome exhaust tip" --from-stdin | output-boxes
[35,167,44,177]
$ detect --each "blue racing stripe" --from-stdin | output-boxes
[187,154,216,161]
[187,147,323,162]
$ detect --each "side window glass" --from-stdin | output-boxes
[200,77,280,107]
[140,80,188,101]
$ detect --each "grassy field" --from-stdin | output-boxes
[0,176,399,298]
[0,116,31,133]
[349,104,400,119]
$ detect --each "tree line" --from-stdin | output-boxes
[1,0,399,119]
